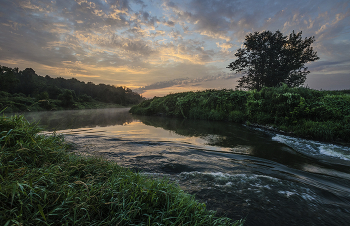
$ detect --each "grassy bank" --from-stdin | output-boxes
[130,85,350,143]
[0,115,243,225]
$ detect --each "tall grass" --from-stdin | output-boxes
[0,114,243,226]
[130,86,350,143]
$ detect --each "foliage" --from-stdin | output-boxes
[0,65,144,112]
[0,66,19,92]
[0,91,124,113]
[227,30,319,90]
[130,87,350,143]
[58,89,75,107]
[0,114,243,226]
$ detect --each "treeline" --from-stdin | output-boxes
[130,85,350,143]
[0,65,143,112]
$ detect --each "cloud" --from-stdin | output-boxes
[0,0,349,96]
[216,42,234,53]
[134,72,241,94]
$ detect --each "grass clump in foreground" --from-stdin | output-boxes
[130,85,350,143]
[0,115,243,226]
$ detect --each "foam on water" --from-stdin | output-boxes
[319,145,350,160]
[278,188,316,201]
[179,171,318,201]
[180,171,279,183]
[278,190,297,198]
[272,134,350,160]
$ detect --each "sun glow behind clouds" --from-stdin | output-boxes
[0,0,349,97]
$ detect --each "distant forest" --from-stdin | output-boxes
[0,65,143,112]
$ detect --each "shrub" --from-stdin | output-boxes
[293,120,341,141]
[208,109,225,121]
[228,110,247,123]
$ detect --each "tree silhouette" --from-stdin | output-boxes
[227,30,319,90]
[0,65,144,107]
[58,89,75,107]
[0,66,19,92]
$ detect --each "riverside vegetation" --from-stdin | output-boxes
[0,65,143,113]
[0,114,243,225]
[130,85,350,143]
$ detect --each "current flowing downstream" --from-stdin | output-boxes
[14,108,350,226]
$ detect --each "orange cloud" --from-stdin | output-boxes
[200,31,231,42]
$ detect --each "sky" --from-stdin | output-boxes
[0,0,349,98]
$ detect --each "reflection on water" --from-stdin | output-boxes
[11,108,350,226]
[15,108,134,131]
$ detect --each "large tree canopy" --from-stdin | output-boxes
[227,30,319,90]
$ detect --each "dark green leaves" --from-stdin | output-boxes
[227,30,319,91]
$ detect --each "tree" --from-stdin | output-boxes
[58,89,75,107]
[227,30,319,91]
[0,66,19,92]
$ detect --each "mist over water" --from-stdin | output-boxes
[12,108,350,226]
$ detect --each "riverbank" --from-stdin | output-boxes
[0,91,128,113]
[130,85,350,143]
[0,114,243,225]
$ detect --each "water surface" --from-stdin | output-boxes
[16,108,350,226]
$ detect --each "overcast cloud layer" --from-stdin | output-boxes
[0,0,349,97]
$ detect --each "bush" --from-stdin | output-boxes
[293,120,342,141]
[189,107,208,119]
[58,89,75,107]
[78,94,93,102]
[228,110,247,123]
[208,109,225,121]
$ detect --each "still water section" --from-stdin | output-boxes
[17,108,350,226]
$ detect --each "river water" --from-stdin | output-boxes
[15,108,350,226]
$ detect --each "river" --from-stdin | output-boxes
[13,108,350,226]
